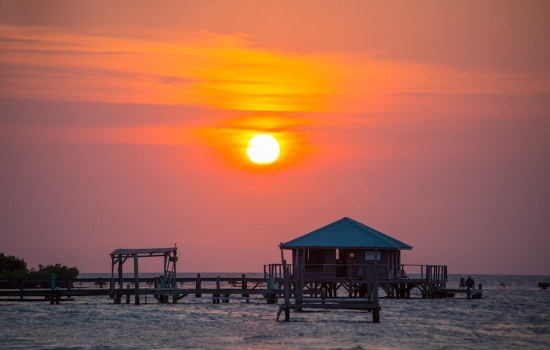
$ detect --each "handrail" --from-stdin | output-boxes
[264,263,447,282]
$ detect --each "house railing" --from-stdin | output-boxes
[264,263,447,284]
[264,263,293,279]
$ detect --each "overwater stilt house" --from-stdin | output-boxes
[266,217,449,298]
[283,217,412,279]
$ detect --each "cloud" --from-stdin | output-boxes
[0,25,333,111]
[2,24,549,174]
[1,24,547,116]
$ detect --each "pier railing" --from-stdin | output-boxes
[425,265,447,287]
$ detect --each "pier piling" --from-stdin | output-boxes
[196,274,201,298]
[134,254,140,305]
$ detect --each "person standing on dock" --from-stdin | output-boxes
[466,276,475,290]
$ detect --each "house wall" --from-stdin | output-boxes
[291,248,402,279]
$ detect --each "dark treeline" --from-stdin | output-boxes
[0,253,79,282]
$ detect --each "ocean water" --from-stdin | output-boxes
[1,274,549,349]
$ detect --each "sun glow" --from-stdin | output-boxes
[247,134,280,165]
[198,115,311,171]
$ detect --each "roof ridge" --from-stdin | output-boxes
[345,218,404,248]
[282,218,348,246]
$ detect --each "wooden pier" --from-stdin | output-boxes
[0,275,276,304]
[1,273,363,306]
[1,224,484,324]
[0,274,482,303]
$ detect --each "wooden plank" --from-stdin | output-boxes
[286,303,379,311]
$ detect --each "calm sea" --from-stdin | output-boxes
[1,274,549,349]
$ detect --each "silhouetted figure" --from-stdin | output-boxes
[466,276,475,289]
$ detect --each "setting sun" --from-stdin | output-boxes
[246,134,280,165]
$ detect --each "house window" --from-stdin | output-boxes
[349,253,354,258]
[365,251,381,260]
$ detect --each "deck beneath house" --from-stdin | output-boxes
[264,263,457,299]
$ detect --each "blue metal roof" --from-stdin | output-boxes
[281,217,412,250]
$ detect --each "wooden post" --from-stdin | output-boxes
[134,254,140,305]
[282,259,291,322]
[173,249,177,283]
[242,274,249,303]
[217,276,221,303]
[110,255,115,302]
[294,248,305,310]
[163,254,167,288]
[300,248,306,300]
[373,245,380,322]
[118,255,123,289]
[116,254,123,304]
[50,273,55,305]
[347,265,352,297]
[172,250,178,303]
[215,276,221,304]
[19,280,24,300]
[373,308,380,323]
[196,273,201,297]
[126,284,130,304]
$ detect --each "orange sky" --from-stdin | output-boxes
[1,0,549,274]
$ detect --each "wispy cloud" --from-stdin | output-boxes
[0,25,332,111]
[2,24,546,115]
[2,24,548,173]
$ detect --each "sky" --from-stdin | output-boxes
[1,0,549,274]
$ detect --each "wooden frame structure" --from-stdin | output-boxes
[109,247,177,304]
[277,246,381,322]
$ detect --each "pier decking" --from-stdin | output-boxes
[0,275,273,304]
[264,262,458,299]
